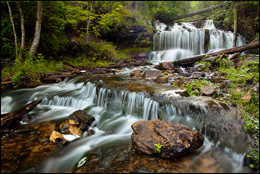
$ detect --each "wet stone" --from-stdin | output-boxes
[131,119,204,159]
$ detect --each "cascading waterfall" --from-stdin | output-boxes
[149,20,246,63]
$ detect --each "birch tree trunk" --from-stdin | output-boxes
[6,1,18,61]
[29,1,43,57]
[134,1,138,20]
[16,1,25,60]
[85,2,92,44]
[232,2,238,47]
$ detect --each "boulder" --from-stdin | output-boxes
[158,62,174,70]
[49,131,66,146]
[143,70,163,79]
[200,86,216,96]
[131,119,204,159]
[59,110,95,136]
[69,110,95,127]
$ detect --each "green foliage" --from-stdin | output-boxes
[91,4,128,37]
[247,145,259,170]
[155,143,163,153]
[2,52,63,87]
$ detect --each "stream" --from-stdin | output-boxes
[1,20,255,173]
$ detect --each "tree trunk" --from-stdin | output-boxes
[134,1,138,20]
[29,1,43,57]
[6,1,18,61]
[85,2,92,44]
[16,1,25,60]
[1,99,42,129]
[172,3,223,21]
[232,2,238,47]
[173,41,259,66]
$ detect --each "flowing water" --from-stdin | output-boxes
[149,20,246,64]
[1,20,254,173]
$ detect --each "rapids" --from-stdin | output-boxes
[1,72,254,173]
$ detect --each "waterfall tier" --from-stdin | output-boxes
[149,20,246,64]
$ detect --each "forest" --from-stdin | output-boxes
[1,1,259,173]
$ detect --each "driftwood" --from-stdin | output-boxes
[228,52,240,60]
[1,99,42,129]
[1,81,15,85]
[173,3,224,21]
[62,64,81,74]
[173,41,259,66]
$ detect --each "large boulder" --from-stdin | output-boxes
[131,119,204,159]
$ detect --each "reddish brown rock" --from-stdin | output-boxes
[131,119,204,159]
[158,62,174,70]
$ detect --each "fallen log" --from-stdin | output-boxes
[62,64,81,74]
[173,41,259,66]
[172,3,223,21]
[1,81,15,85]
[1,99,42,129]
[228,52,239,60]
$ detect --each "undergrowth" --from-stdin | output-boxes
[1,53,63,88]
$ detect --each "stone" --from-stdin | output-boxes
[143,70,163,79]
[131,119,204,159]
[130,70,143,78]
[158,62,174,70]
[64,110,96,136]
[175,90,189,97]
[200,86,216,96]
[49,131,66,146]
[154,76,168,84]
[241,94,252,103]
[220,80,232,88]
[59,120,70,134]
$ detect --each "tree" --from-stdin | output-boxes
[232,1,238,47]
[29,1,43,57]
[6,1,18,61]
[16,1,25,60]
[134,1,138,20]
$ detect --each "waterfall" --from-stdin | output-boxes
[40,81,160,120]
[149,20,246,64]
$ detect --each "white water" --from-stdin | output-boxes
[149,20,246,64]
[1,75,253,173]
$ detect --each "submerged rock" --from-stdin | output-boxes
[131,119,204,159]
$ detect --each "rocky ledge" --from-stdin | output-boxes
[131,119,204,159]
